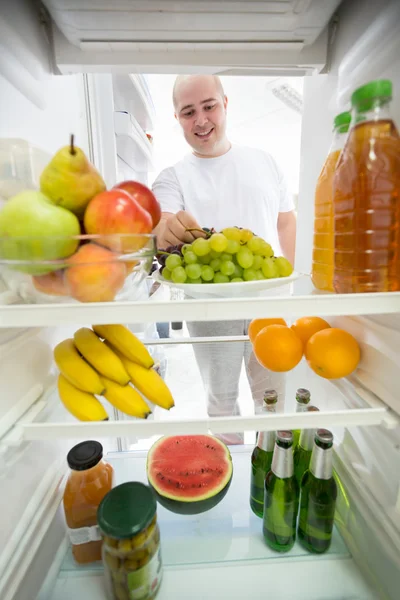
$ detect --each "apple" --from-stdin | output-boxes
[32,270,69,296]
[83,189,152,252]
[65,243,126,303]
[0,190,80,275]
[113,180,161,228]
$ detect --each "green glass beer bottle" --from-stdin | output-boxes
[263,431,299,552]
[292,388,311,450]
[293,406,320,486]
[298,429,337,553]
[250,391,278,517]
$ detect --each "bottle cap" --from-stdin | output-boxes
[351,80,392,112]
[315,429,333,448]
[333,111,351,133]
[296,388,310,404]
[98,482,156,539]
[67,440,103,471]
[276,430,293,444]
[305,405,319,412]
[263,389,278,405]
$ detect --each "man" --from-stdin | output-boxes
[153,75,297,441]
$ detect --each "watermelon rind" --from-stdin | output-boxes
[146,435,233,516]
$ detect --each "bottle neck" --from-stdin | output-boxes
[296,402,309,414]
[271,444,294,479]
[331,128,348,153]
[298,428,314,452]
[257,430,276,452]
[309,444,333,480]
[351,100,392,128]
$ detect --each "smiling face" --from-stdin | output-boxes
[174,75,230,158]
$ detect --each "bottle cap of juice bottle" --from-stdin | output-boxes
[351,79,392,111]
[67,440,103,471]
[333,111,351,132]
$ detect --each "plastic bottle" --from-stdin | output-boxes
[311,112,351,292]
[333,80,400,293]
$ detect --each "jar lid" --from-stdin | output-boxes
[67,440,103,471]
[98,482,156,539]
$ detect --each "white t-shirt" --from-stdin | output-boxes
[152,145,294,254]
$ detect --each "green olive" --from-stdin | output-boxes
[138,554,150,568]
[130,531,147,549]
[123,558,139,571]
[117,539,132,554]
[104,536,118,548]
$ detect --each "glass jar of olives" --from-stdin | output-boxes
[98,482,162,600]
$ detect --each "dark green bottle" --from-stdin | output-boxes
[263,431,299,552]
[292,388,311,450]
[250,392,278,517]
[298,429,337,553]
[293,405,319,486]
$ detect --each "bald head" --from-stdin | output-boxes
[172,74,230,158]
[173,75,225,111]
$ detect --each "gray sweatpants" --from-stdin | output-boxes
[187,320,286,437]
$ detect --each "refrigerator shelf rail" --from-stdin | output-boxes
[0,290,400,328]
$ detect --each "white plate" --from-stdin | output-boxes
[152,269,301,299]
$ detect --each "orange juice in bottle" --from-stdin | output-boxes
[312,112,351,291]
[333,80,400,293]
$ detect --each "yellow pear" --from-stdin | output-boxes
[40,135,106,217]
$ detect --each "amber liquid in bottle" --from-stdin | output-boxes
[333,119,400,293]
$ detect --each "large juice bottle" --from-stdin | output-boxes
[311,112,351,291]
[333,80,400,293]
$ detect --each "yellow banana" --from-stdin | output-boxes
[58,374,108,421]
[92,324,154,369]
[54,338,105,395]
[74,327,130,385]
[107,344,174,410]
[101,376,151,419]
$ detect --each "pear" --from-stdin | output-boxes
[40,135,106,217]
[0,190,80,275]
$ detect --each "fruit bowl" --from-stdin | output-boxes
[0,233,156,304]
[153,269,301,299]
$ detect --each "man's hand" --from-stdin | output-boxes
[155,211,206,249]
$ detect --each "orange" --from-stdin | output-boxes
[305,328,361,379]
[248,318,287,344]
[291,316,331,349]
[253,324,303,372]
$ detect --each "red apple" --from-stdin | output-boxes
[113,180,161,229]
[84,189,152,252]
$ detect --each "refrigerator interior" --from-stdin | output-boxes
[0,1,400,600]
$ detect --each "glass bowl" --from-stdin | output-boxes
[0,233,156,304]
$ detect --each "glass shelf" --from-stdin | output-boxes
[60,447,349,575]
[1,276,399,328]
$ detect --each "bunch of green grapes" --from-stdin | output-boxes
[161,227,294,284]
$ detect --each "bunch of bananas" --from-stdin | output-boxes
[54,324,174,421]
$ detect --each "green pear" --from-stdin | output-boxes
[40,135,106,217]
[0,190,80,275]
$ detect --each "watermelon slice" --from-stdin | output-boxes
[146,435,233,515]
